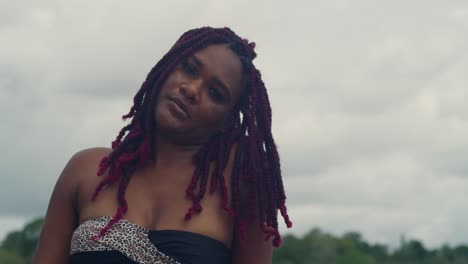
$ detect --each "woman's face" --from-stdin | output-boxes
[154,44,244,143]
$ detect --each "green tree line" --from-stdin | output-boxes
[1,217,468,264]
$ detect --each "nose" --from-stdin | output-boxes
[179,80,202,104]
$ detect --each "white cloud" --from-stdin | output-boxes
[1,0,468,249]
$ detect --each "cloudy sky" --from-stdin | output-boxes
[1,0,468,249]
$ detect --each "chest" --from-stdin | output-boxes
[80,164,229,227]
[129,167,194,211]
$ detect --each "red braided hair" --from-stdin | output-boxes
[92,27,292,247]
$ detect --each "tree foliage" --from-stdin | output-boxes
[1,218,43,264]
[2,217,468,264]
[273,229,468,264]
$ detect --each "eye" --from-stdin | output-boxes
[181,59,197,76]
[208,87,225,102]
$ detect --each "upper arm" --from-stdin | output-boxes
[32,148,105,264]
[231,218,273,264]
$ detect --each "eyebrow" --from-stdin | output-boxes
[190,55,232,100]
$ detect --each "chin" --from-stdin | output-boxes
[154,107,187,133]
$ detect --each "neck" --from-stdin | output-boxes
[150,133,203,168]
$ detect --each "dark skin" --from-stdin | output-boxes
[33,44,273,264]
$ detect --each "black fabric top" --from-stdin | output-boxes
[69,217,231,264]
[148,230,231,264]
[70,230,231,264]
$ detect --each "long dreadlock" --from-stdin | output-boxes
[91,26,292,247]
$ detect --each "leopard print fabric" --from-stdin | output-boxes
[70,216,181,264]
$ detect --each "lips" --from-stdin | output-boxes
[168,96,191,119]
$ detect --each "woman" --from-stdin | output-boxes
[33,27,292,264]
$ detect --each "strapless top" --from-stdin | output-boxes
[69,216,231,264]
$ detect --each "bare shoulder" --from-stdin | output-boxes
[49,147,112,205]
[68,147,111,172]
[64,147,112,184]
[54,147,112,203]
[67,147,113,207]
[32,147,111,264]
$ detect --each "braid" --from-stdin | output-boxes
[92,27,291,247]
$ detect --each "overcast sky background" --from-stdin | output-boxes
[1,0,468,249]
